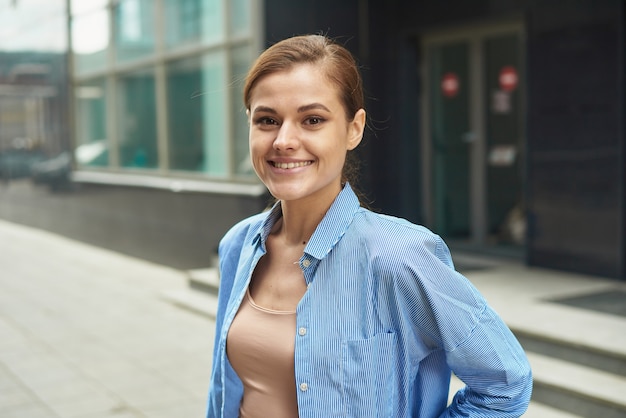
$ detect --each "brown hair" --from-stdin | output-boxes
[244,35,367,201]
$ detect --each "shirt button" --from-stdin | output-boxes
[299,382,308,392]
[298,327,307,336]
[302,259,311,268]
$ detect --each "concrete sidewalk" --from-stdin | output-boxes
[0,219,214,418]
[1,219,625,417]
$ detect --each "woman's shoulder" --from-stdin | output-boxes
[352,209,453,268]
[220,211,268,248]
[355,208,441,244]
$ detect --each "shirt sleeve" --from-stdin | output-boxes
[206,220,251,417]
[205,235,235,418]
[433,238,533,417]
[441,305,533,417]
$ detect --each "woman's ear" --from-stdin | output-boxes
[246,109,251,124]
[347,108,366,150]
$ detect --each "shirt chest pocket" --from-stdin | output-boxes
[341,331,397,418]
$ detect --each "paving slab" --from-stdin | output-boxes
[0,220,214,418]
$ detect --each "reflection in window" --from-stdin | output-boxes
[0,0,67,52]
[166,52,227,175]
[70,0,109,16]
[164,0,223,47]
[230,0,250,37]
[114,0,155,62]
[166,57,204,171]
[71,9,109,74]
[117,69,157,168]
[75,79,108,167]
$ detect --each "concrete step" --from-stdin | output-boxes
[512,326,626,378]
[188,268,220,295]
[161,288,218,319]
[523,402,584,418]
[527,351,626,418]
[504,301,626,417]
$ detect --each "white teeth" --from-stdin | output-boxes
[273,161,312,169]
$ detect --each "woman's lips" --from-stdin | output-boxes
[271,161,313,169]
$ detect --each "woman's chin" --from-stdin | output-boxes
[267,187,307,202]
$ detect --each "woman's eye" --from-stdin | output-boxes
[256,117,278,126]
[305,116,324,125]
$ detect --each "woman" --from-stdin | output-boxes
[207,34,532,418]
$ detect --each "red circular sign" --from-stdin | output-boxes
[499,66,518,92]
[441,72,459,98]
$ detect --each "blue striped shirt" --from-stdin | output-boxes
[207,184,532,417]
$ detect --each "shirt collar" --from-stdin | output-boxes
[253,183,361,259]
[305,183,360,259]
[253,200,283,250]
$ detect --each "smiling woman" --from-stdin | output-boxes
[244,34,366,203]
[246,63,365,208]
[206,34,532,418]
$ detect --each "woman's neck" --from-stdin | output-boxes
[275,186,341,247]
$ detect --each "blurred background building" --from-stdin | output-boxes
[0,0,624,280]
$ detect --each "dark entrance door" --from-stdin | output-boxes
[423,23,525,249]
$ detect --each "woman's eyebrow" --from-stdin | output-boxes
[252,103,331,114]
[252,105,277,115]
[298,103,331,113]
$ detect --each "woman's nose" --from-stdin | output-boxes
[273,122,299,150]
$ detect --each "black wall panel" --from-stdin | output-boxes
[526,1,624,277]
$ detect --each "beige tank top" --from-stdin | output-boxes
[226,288,298,418]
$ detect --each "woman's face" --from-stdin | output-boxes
[248,63,365,205]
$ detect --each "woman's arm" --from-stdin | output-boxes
[442,305,533,417]
[431,238,533,417]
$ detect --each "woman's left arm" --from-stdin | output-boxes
[430,238,533,417]
[442,305,533,417]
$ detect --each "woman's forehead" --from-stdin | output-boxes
[249,65,341,107]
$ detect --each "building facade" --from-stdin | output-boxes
[0,0,624,279]
[0,1,68,155]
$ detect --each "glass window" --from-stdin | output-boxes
[74,79,108,167]
[0,0,67,52]
[164,0,223,48]
[231,45,253,175]
[70,0,258,181]
[166,57,204,171]
[167,48,253,175]
[230,0,250,37]
[71,9,110,74]
[114,0,155,62]
[200,51,228,175]
[166,51,227,175]
[164,0,200,47]
[70,0,109,16]
[117,68,158,168]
